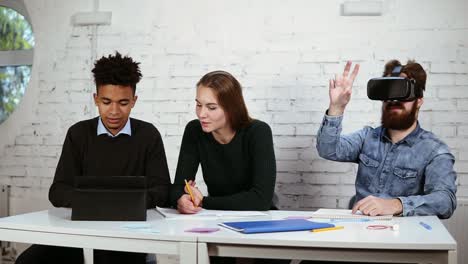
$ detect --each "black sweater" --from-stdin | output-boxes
[49,117,171,208]
[170,119,276,210]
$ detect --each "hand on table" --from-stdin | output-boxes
[352,195,402,216]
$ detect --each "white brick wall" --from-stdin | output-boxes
[0,1,467,259]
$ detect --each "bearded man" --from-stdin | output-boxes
[315,60,457,219]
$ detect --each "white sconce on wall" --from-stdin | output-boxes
[72,12,112,26]
[341,0,383,16]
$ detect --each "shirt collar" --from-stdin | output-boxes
[375,122,422,146]
[97,117,132,137]
[400,122,422,146]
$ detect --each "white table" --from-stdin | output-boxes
[0,208,198,264]
[0,209,458,264]
[195,211,458,264]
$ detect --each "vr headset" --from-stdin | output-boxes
[367,66,423,101]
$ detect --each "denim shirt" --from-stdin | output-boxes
[316,113,457,219]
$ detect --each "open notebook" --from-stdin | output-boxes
[155,207,268,219]
[311,209,393,220]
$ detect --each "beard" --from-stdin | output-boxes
[381,101,418,130]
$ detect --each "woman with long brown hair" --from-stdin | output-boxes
[170,70,277,214]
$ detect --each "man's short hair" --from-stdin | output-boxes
[91,51,142,94]
[383,59,427,93]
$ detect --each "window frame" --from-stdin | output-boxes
[0,0,34,67]
[0,0,34,125]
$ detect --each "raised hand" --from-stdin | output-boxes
[328,61,360,116]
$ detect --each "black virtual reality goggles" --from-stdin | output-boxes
[367,65,423,101]
[367,77,423,101]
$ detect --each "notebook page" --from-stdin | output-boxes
[311,208,393,220]
[155,207,268,219]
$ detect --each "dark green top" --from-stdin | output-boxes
[49,117,171,208]
[170,119,276,210]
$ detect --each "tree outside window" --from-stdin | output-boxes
[0,4,34,124]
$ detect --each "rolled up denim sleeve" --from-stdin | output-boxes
[316,112,369,163]
[399,149,457,219]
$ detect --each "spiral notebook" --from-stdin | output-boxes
[310,209,393,220]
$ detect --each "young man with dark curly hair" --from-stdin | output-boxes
[15,52,171,264]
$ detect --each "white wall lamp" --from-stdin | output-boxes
[341,0,383,16]
[70,0,112,117]
[71,11,111,26]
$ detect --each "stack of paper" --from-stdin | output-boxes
[155,207,268,219]
[311,209,393,220]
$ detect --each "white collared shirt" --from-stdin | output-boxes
[97,117,132,137]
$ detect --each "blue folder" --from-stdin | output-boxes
[219,219,334,234]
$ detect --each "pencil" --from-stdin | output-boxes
[184,179,196,206]
[311,226,344,232]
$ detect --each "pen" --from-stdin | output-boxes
[184,179,196,206]
[311,226,344,232]
[419,221,432,230]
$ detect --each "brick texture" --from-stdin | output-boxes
[0,2,466,258]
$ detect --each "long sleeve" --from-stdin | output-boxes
[316,112,369,163]
[170,122,200,207]
[146,128,171,208]
[202,122,276,211]
[399,148,457,219]
[49,128,82,208]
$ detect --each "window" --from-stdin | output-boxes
[0,1,34,124]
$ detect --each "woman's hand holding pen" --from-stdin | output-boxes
[177,194,202,214]
[177,180,204,214]
[185,180,204,206]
